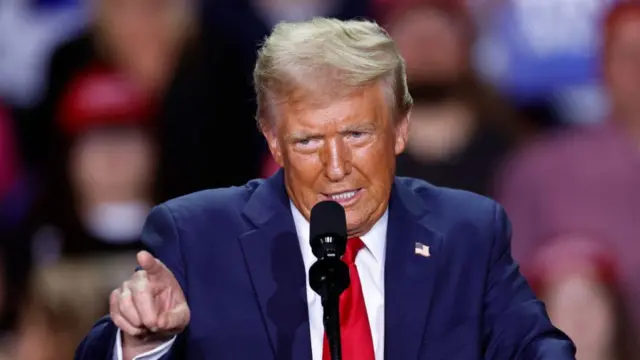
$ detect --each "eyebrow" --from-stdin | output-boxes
[285,122,377,142]
[340,123,376,133]
[285,131,319,142]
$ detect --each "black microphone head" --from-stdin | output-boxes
[309,200,347,260]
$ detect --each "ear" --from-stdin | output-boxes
[394,111,410,155]
[261,119,284,167]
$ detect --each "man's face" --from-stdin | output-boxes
[264,84,409,236]
[606,15,640,119]
[390,9,467,84]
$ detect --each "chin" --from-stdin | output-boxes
[345,212,367,236]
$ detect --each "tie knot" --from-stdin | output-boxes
[343,237,365,265]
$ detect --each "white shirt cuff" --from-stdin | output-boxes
[113,329,176,360]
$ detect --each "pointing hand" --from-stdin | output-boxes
[110,251,190,356]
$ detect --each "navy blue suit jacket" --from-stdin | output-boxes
[75,170,575,360]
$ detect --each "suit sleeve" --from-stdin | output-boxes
[482,203,576,360]
[75,204,186,360]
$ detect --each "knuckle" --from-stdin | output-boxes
[111,314,125,328]
[110,289,120,302]
[117,300,127,315]
[121,286,133,298]
[118,297,134,316]
[142,316,157,329]
[131,279,149,294]
[133,270,148,281]
[110,301,121,315]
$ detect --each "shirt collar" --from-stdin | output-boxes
[289,201,388,264]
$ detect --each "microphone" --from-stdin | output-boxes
[309,200,347,261]
[308,200,349,360]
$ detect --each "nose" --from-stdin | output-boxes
[321,137,352,182]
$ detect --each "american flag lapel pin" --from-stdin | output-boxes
[415,242,430,258]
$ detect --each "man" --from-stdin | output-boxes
[75,18,575,360]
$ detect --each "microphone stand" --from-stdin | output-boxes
[310,258,349,360]
[322,283,342,360]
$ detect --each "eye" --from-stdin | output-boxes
[294,137,321,150]
[346,131,372,142]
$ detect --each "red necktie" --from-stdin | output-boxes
[322,237,375,360]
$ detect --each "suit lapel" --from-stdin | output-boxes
[384,180,444,360]
[238,170,312,360]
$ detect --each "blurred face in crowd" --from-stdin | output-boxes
[96,0,191,91]
[263,84,409,236]
[605,14,640,122]
[389,8,468,84]
[69,126,155,208]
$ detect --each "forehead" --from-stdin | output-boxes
[277,84,388,133]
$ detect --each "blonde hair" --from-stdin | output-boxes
[254,17,413,127]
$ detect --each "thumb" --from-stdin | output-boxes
[157,303,190,331]
[136,250,166,276]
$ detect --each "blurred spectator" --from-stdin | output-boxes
[377,0,470,84]
[16,0,262,200]
[529,238,638,360]
[3,67,155,336]
[496,1,640,353]
[5,254,137,360]
[381,0,523,196]
[29,66,155,258]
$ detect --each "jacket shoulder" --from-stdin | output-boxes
[159,178,264,221]
[396,177,502,233]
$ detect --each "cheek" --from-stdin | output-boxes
[364,135,397,165]
[283,151,323,188]
[353,144,394,186]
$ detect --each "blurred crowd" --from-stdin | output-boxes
[0,0,639,358]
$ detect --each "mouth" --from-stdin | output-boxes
[321,188,363,206]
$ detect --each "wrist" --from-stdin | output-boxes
[122,332,174,358]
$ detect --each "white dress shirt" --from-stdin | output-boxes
[114,202,388,360]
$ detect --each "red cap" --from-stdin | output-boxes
[57,64,155,137]
[523,235,618,296]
